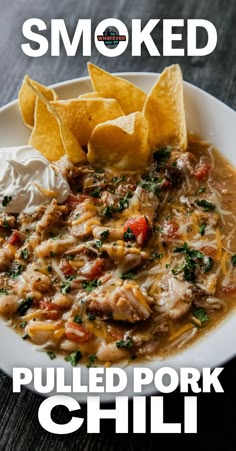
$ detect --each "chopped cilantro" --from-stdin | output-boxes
[20,321,27,329]
[21,248,29,260]
[196,187,206,195]
[112,176,126,184]
[22,334,30,340]
[74,314,83,324]
[87,313,96,321]
[90,187,102,198]
[203,256,213,273]
[172,265,184,276]
[17,297,33,316]
[65,275,76,281]
[174,242,213,282]
[100,230,109,240]
[3,218,10,228]
[7,262,24,279]
[86,354,97,368]
[153,146,172,169]
[193,308,208,323]
[102,206,114,217]
[120,272,136,280]
[49,232,60,240]
[47,351,56,360]
[149,252,163,261]
[82,280,102,292]
[2,196,12,207]
[116,338,134,348]
[102,194,131,217]
[65,351,82,367]
[0,287,8,295]
[199,224,206,236]
[174,242,189,253]
[60,281,71,295]
[115,193,132,213]
[124,227,135,242]
[47,265,52,272]
[140,177,164,194]
[65,254,75,261]
[195,199,215,212]
[231,255,236,266]
[95,240,102,249]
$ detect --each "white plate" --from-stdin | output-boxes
[0,73,236,402]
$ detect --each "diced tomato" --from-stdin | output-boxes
[60,259,75,276]
[39,301,61,320]
[220,283,236,295]
[194,163,210,180]
[201,246,217,257]
[162,179,171,189]
[66,194,93,208]
[124,216,149,246]
[162,220,179,239]
[65,322,92,343]
[81,258,104,280]
[8,230,24,246]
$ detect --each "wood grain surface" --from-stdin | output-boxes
[0,0,236,449]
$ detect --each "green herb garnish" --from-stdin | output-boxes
[196,187,206,195]
[203,256,213,273]
[74,314,83,324]
[3,218,10,228]
[2,196,12,207]
[47,351,56,360]
[174,242,213,282]
[82,280,102,292]
[90,187,102,198]
[102,206,114,217]
[21,248,29,260]
[17,297,33,316]
[231,255,236,266]
[193,308,208,323]
[0,287,8,295]
[22,334,30,340]
[116,338,134,348]
[112,176,126,184]
[153,146,172,168]
[86,354,97,368]
[100,230,109,240]
[149,252,163,261]
[60,281,71,295]
[95,240,102,249]
[7,263,24,279]
[65,351,82,367]
[195,199,215,212]
[120,272,136,280]
[199,224,206,236]
[124,227,135,242]
[115,192,132,213]
[20,321,27,329]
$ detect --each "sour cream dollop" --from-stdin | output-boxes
[0,146,70,214]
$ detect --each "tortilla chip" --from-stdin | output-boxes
[87,112,151,171]
[78,91,100,99]
[52,98,124,147]
[143,64,187,150]
[88,63,146,115]
[18,76,58,128]
[29,98,85,163]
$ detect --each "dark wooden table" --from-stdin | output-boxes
[0,0,236,449]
